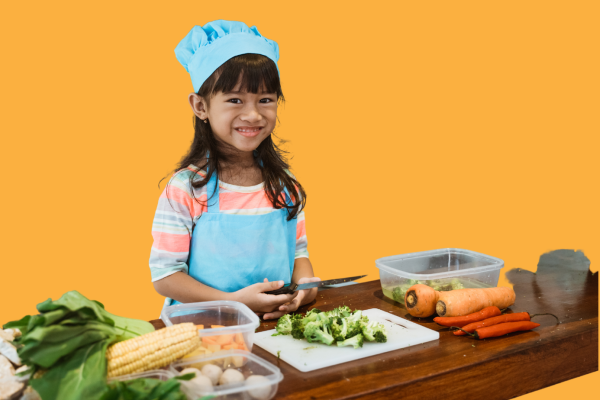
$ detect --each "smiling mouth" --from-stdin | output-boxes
[235,127,263,137]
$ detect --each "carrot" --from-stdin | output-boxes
[404,284,440,317]
[436,287,515,317]
[211,325,225,328]
[216,334,234,345]
[196,324,204,330]
[434,306,501,327]
[454,312,560,335]
[201,336,218,345]
[453,321,540,339]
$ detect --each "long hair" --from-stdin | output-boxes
[165,53,306,220]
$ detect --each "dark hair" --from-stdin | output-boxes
[165,53,306,220]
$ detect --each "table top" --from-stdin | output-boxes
[150,250,598,399]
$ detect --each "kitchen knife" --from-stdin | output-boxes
[265,275,367,295]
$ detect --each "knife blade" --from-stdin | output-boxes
[295,275,367,291]
[264,275,367,295]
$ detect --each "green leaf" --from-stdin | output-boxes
[31,339,111,400]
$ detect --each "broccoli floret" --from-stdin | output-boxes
[392,286,404,302]
[303,321,334,345]
[331,317,348,341]
[272,314,301,336]
[337,333,364,349]
[337,305,352,318]
[291,318,305,339]
[361,321,388,343]
[300,309,321,329]
[306,308,322,317]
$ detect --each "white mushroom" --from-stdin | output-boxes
[219,368,244,385]
[245,375,272,400]
[183,374,213,394]
[201,363,223,385]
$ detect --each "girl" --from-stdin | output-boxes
[150,20,319,320]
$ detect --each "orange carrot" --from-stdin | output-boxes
[216,334,234,345]
[434,306,501,327]
[454,312,559,335]
[436,287,515,317]
[404,284,440,318]
[211,325,225,328]
[196,324,204,330]
[454,321,540,339]
[201,336,218,345]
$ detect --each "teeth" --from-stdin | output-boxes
[238,128,260,132]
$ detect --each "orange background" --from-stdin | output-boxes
[0,1,597,397]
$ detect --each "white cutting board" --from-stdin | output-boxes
[254,308,439,372]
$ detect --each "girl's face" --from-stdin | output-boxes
[190,79,278,154]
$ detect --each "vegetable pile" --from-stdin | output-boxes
[174,358,273,400]
[272,306,387,348]
[404,284,516,318]
[1,291,197,400]
[391,278,464,303]
[433,306,560,339]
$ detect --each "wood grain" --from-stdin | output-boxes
[150,259,598,399]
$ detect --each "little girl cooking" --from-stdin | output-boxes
[150,20,319,320]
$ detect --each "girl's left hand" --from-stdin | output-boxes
[261,277,321,320]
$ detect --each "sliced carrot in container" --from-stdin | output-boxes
[211,325,225,328]
[216,334,234,345]
[196,324,204,330]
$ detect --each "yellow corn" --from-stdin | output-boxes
[106,322,200,378]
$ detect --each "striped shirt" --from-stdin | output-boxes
[150,165,308,283]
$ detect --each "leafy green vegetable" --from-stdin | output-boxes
[3,290,155,400]
[100,377,188,400]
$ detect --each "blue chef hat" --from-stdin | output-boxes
[175,20,280,93]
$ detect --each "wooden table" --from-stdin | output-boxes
[151,250,598,399]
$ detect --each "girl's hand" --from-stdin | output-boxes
[262,277,321,320]
[233,279,298,314]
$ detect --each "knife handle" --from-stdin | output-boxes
[265,282,298,295]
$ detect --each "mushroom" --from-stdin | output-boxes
[245,375,272,400]
[219,368,244,385]
[187,374,213,394]
[201,363,223,385]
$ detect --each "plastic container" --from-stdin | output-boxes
[108,369,175,383]
[161,301,261,355]
[169,350,283,400]
[376,248,504,304]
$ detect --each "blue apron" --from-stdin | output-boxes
[170,166,297,306]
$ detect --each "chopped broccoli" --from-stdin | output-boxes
[291,318,305,339]
[361,321,388,343]
[272,314,301,336]
[337,305,352,317]
[303,321,334,345]
[392,286,404,302]
[331,317,348,341]
[337,333,364,349]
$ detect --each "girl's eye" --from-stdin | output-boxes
[228,98,242,104]
[260,98,274,103]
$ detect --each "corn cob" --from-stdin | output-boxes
[106,322,200,378]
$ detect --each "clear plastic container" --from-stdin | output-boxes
[108,369,175,383]
[161,301,261,356]
[376,248,504,305]
[169,350,283,400]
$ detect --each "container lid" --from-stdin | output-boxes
[375,248,504,280]
[160,300,260,334]
[108,369,175,383]
[170,350,283,398]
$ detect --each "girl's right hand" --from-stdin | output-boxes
[233,280,298,314]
